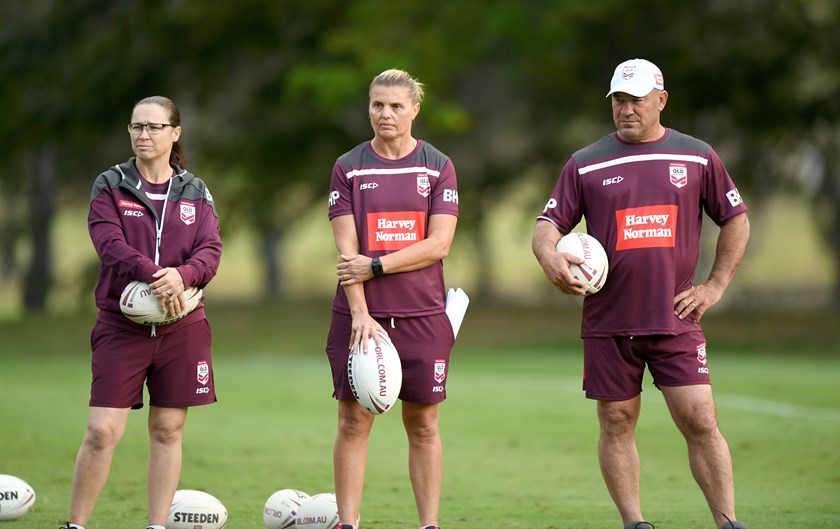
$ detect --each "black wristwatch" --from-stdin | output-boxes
[371,257,384,277]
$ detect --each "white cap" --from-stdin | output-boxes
[606,58,664,97]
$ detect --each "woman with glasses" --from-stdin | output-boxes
[60,96,223,529]
[326,69,459,529]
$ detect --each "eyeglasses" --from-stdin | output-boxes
[128,122,174,135]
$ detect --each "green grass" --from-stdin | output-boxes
[1,302,839,528]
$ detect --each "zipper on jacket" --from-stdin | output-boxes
[149,178,174,338]
[114,164,177,339]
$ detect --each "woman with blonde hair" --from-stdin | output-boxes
[326,70,460,529]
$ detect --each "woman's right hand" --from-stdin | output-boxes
[349,312,389,354]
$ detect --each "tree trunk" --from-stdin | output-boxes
[474,210,494,299]
[0,186,18,280]
[23,144,56,313]
[823,167,840,309]
[261,228,283,299]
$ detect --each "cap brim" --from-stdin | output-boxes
[605,84,655,98]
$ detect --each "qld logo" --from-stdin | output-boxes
[669,163,688,188]
[434,359,446,383]
[197,361,210,385]
[696,343,707,365]
[417,175,431,198]
[180,202,196,225]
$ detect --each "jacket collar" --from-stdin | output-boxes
[114,157,192,192]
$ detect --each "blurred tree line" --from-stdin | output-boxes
[1,0,838,313]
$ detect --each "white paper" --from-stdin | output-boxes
[445,287,470,339]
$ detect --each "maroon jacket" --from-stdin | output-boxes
[89,158,223,334]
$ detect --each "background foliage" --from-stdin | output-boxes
[1,0,839,314]
[1,5,838,527]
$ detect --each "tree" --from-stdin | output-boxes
[2,0,838,312]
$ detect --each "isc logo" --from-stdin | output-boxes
[123,210,144,217]
[432,386,444,392]
[195,387,210,394]
[360,182,379,190]
[603,176,624,186]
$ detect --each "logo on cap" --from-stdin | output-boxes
[622,65,637,80]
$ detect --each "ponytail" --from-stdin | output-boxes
[170,141,187,170]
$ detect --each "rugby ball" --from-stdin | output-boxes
[120,280,202,325]
[167,489,228,529]
[263,489,310,529]
[347,333,402,415]
[0,474,36,521]
[294,493,339,529]
[556,232,609,294]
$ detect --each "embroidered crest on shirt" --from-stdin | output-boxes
[669,163,688,188]
[417,175,431,197]
[180,202,196,225]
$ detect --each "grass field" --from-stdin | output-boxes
[1,301,839,528]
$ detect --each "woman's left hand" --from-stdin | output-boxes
[337,254,374,286]
[150,267,186,317]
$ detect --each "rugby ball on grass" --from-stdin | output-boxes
[263,488,310,529]
[167,489,228,529]
[348,333,402,415]
[120,280,202,325]
[556,232,609,294]
[294,493,339,529]
[0,474,36,521]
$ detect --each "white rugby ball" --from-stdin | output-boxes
[347,333,402,415]
[167,489,228,529]
[263,489,310,529]
[120,280,202,325]
[556,232,609,294]
[294,493,339,529]
[0,474,36,521]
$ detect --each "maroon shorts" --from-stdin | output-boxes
[326,311,455,404]
[582,331,711,401]
[90,319,217,409]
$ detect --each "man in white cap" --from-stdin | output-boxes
[532,58,749,529]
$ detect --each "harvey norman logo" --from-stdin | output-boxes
[367,211,425,251]
[615,205,678,251]
[119,199,144,210]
